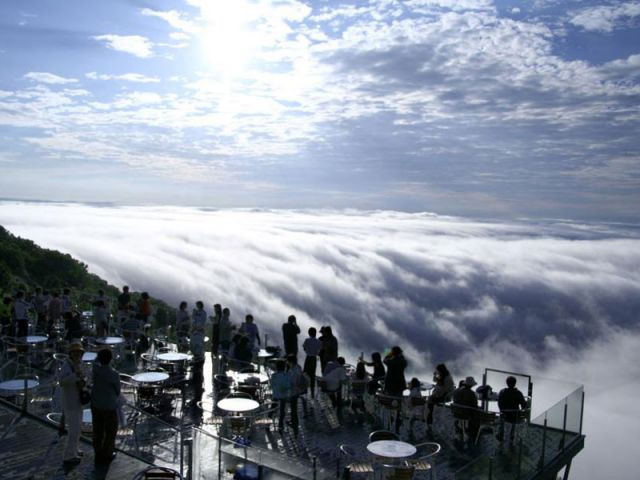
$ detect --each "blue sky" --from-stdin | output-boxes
[0,0,639,220]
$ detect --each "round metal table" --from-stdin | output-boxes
[0,379,39,392]
[156,352,191,362]
[231,372,269,384]
[132,372,170,383]
[216,398,260,413]
[22,335,48,344]
[366,440,417,458]
[96,336,125,345]
[82,352,97,362]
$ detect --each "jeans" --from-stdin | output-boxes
[303,356,317,397]
[278,395,299,434]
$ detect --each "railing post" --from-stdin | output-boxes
[180,425,184,477]
[313,456,317,480]
[218,435,222,479]
[560,402,568,451]
[579,391,585,435]
[538,417,547,470]
[517,436,523,479]
[22,377,28,413]
[185,437,193,480]
[488,456,493,480]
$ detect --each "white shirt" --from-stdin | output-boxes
[303,337,322,357]
[322,365,346,392]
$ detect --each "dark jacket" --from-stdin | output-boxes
[282,322,301,354]
[91,363,120,410]
[383,354,407,396]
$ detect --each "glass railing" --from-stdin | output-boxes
[455,382,584,480]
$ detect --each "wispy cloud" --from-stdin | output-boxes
[24,72,77,84]
[92,34,154,58]
[85,72,160,83]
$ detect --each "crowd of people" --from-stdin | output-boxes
[1,283,531,468]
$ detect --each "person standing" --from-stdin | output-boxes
[176,301,191,352]
[137,292,152,323]
[211,304,222,356]
[59,342,86,467]
[191,301,207,360]
[48,292,62,334]
[319,326,338,373]
[270,360,291,434]
[383,346,407,397]
[91,349,121,466]
[34,287,48,333]
[12,290,31,337]
[61,288,72,315]
[282,315,301,356]
[117,286,130,322]
[302,327,321,398]
[219,307,232,353]
[240,314,260,351]
[286,354,305,435]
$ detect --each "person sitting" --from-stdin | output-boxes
[497,376,529,442]
[322,356,347,413]
[426,363,455,427]
[351,361,369,414]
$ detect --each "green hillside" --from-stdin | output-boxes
[0,225,173,322]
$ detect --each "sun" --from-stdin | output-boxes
[197,2,260,76]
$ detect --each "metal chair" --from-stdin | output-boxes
[381,464,415,480]
[450,403,475,443]
[375,392,403,432]
[339,444,374,477]
[369,429,398,442]
[474,410,499,445]
[131,465,183,479]
[406,442,441,478]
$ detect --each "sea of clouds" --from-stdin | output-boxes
[1,201,638,478]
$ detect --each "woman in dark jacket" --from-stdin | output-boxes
[383,346,407,397]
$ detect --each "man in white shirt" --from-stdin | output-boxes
[302,327,322,398]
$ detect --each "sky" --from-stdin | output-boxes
[0,0,639,220]
[1,201,639,478]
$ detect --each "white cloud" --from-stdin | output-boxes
[570,2,640,32]
[24,72,77,85]
[141,8,198,34]
[85,72,160,83]
[0,203,638,477]
[92,34,154,58]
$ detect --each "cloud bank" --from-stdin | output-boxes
[0,202,638,477]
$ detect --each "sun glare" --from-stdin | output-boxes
[198,2,260,76]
